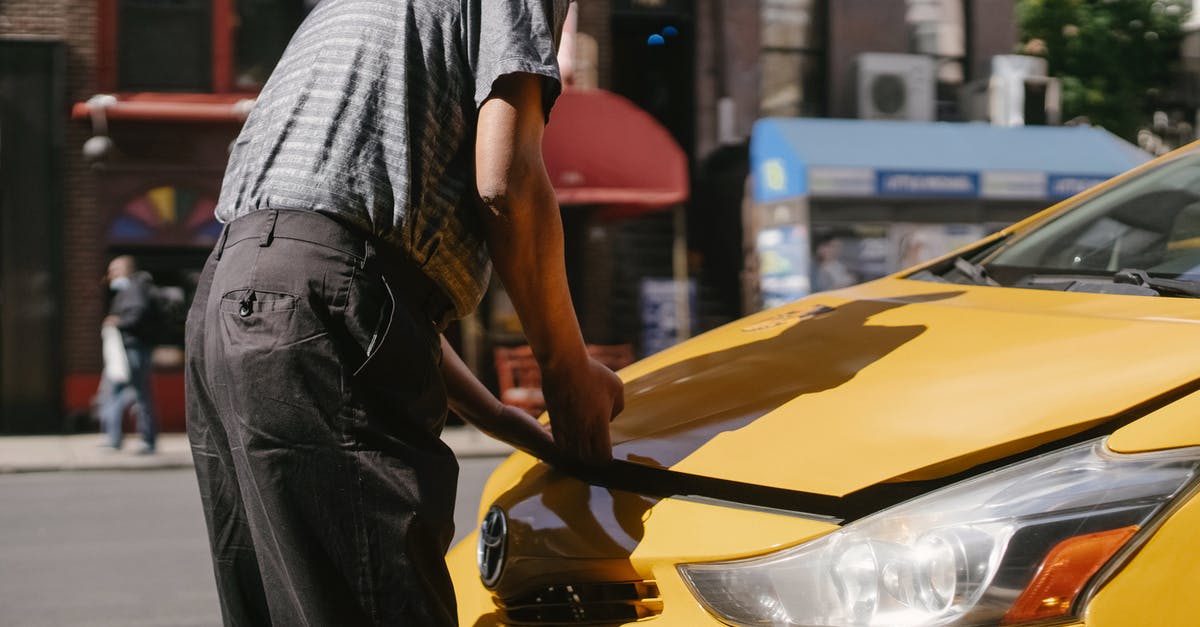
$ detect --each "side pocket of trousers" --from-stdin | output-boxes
[343,269,447,438]
[353,274,396,378]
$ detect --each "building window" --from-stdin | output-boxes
[105,0,313,93]
[906,0,966,116]
[234,0,312,90]
[117,0,212,91]
[760,0,826,117]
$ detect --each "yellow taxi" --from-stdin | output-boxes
[448,143,1200,627]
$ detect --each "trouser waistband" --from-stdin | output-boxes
[215,209,454,332]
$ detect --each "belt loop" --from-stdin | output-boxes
[214,224,230,260]
[259,209,279,247]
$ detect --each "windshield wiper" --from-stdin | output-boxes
[951,257,1000,286]
[1114,268,1200,298]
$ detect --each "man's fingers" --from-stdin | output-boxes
[578,436,611,465]
[550,412,613,465]
[588,413,614,463]
[586,450,612,465]
[610,394,624,420]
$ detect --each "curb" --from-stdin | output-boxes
[0,427,514,474]
[0,457,195,474]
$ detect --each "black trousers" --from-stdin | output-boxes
[185,209,459,626]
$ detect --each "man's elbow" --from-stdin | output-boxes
[477,188,511,221]
[477,162,534,222]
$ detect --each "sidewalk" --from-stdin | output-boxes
[0,426,515,474]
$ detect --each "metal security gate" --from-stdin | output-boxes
[0,39,66,433]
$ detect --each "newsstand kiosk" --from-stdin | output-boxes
[745,118,1151,310]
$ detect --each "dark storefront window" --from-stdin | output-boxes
[234,0,312,90]
[760,0,826,118]
[118,0,212,91]
[112,0,312,93]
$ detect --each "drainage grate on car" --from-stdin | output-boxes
[495,580,663,625]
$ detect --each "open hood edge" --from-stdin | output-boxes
[553,377,1200,522]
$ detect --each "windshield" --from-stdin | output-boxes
[987,149,1200,280]
[915,148,1200,295]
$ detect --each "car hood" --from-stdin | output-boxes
[476,278,1200,596]
[602,278,1200,498]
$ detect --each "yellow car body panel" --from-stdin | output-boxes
[1083,492,1200,626]
[625,497,834,566]
[450,145,1200,625]
[448,532,493,626]
[1109,388,1200,453]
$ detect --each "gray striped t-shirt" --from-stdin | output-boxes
[215,0,570,318]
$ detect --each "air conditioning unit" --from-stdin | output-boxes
[988,55,1061,126]
[856,53,936,122]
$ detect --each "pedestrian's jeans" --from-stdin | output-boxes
[185,210,460,626]
[99,340,157,449]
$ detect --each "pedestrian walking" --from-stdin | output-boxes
[185,1,623,625]
[98,255,159,454]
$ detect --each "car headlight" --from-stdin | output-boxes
[678,438,1200,626]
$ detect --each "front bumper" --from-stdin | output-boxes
[449,529,731,626]
[449,486,849,626]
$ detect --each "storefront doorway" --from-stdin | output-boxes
[0,40,66,433]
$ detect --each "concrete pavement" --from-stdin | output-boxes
[0,425,515,474]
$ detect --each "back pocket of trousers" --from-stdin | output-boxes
[219,289,342,443]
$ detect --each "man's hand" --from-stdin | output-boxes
[542,357,624,465]
[102,315,120,328]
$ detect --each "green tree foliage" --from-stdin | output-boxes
[1016,0,1188,140]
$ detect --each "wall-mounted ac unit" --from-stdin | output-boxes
[856,53,936,122]
[988,55,1061,127]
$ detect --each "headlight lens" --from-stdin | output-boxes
[678,438,1200,626]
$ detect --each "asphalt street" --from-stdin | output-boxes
[0,457,506,627]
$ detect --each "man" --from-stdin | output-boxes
[99,255,159,454]
[813,234,858,292]
[185,1,623,625]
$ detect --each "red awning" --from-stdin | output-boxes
[543,88,688,214]
[71,93,254,123]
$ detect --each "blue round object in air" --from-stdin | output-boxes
[647,34,666,46]
[662,26,679,37]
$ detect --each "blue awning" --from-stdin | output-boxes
[751,118,1151,204]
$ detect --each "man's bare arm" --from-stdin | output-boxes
[475,73,623,464]
[439,336,556,459]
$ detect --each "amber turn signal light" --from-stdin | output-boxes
[1003,525,1139,624]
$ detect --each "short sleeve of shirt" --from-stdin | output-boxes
[473,0,568,118]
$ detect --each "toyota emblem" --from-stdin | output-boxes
[477,506,508,588]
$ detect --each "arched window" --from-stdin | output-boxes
[108,185,221,247]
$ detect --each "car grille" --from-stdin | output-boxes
[496,580,663,625]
